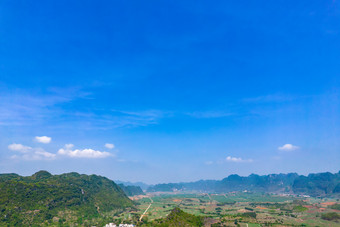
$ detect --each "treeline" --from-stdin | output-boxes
[147,171,340,196]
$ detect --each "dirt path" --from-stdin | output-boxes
[139,197,153,221]
[206,193,217,204]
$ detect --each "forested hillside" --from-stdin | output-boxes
[0,171,133,226]
[118,184,145,196]
[292,172,340,196]
[140,207,205,226]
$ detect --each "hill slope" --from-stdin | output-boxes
[118,184,145,196]
[141,207,205,226]
[0,171,133,226]
[292,172,340,196]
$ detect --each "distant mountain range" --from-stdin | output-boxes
[147,171,340,197]
[115,180,150,191]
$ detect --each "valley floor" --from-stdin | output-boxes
[113,192,340,226]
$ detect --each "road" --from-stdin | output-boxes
[205,193,218,204]
[139,197,153,221]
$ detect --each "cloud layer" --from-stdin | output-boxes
[226,156,253,163]
[8,143,32,153]
[105,143,115,149]
[35,136,52,144]
[58,144,112,158]
[9,143,56,160]
[8,140,114,160]
[278,144,299,151]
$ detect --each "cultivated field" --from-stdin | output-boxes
[113,192,340,226]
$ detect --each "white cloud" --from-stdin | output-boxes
[278,144,299,151]
[9,144,56,160]
[226,156,253,163]
[65,144,74,149]
[20,150,56,161]
[8,142,113,160]
[35,150,56,159]
[58,144,112,158]
[205,161,213,165]
[0,88,90,127]
[35,136,52,144]
[8,143,32,153]
[105,143,115,149]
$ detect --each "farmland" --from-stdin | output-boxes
[114,192,340,226]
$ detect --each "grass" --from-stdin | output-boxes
[247,224,262,227]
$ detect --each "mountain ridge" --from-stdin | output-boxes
[147,171,340,196]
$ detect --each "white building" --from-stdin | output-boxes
[104,223,116,227]
[104,224,135,227]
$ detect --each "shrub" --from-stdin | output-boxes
[321,212,340,221]
[241,212,256,219]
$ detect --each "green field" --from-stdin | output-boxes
[111,192,340,226]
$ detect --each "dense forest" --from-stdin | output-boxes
[0,171,133,226]
[147,171,340,196]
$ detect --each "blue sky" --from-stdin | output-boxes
[0,0,339,184]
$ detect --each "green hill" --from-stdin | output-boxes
[118,184,145,196]
[292,171,340,196]
[0,171,133,226]
[141,207,205,226]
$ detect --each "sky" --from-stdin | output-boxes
[0,0,339,184]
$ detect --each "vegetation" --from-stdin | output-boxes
[147,180,219,193]
[321,212,340,221]
[293,205,308,212]
[130,192,340,226]
[241,212,256,219]
[0,171,133,226]
[329,203,340,210]
[140,207,205,226]
[293,171,340,196]
[118,184,145,196]
[1,170,340,226]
